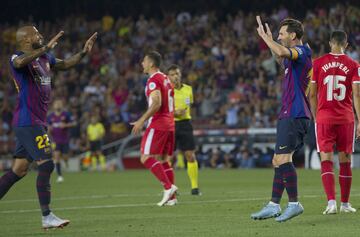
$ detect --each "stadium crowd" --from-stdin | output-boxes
[0,3,359,163]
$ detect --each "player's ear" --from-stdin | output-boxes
[290,32,296,41]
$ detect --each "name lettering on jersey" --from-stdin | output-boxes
[321,62,350,74]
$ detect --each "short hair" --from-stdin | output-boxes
[330,30,347,46]
[167,64,181,73]
[279,18,304,40]
[145,51,162,68]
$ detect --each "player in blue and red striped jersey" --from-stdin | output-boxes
[48,98,76,183]
[251,17,312,222]
[0,26,97,229]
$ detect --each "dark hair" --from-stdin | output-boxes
[145,51,162,68]
[279,18,304,40]
[330,30,347,46]
[167,64,181,73]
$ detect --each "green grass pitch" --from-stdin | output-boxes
[0,169,359,237]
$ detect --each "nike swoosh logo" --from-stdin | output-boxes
[279,146,287,150]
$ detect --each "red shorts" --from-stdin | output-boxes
[315,122,355,153]
[141,128,174,156]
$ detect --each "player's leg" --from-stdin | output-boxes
[140,129,177,206]
[98,142,106,171]
[316,123,337,214]
[0,158,28,199]
[184,150,200,195]
[53,146,64,182]
[15,126,69,228]
[273,118,309,222]
[90,142,98,171]
[337,123,356,213]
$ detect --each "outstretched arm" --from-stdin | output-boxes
[256,16,292,60]
[53,32,97,71]
[12,31,64,68]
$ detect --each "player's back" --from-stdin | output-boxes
[145,72,175,131]
[313,53,360,124]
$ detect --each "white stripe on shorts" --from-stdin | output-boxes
[144,129,155,155]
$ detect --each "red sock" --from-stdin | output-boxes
[144,158,172,190]
[339,162,352,203]
[162,161,176,199]
[321,160,335,201]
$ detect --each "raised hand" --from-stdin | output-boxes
[82,32,98,54]
[47,31,64,49]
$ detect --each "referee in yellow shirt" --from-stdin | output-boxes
[167,64,200,195]
[87,115,106,171]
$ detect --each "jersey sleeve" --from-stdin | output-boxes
[46,53,57,67]
[352,62,360,84]
[9,52,23,69]
[147,76,162,95]
[287,46,306,62]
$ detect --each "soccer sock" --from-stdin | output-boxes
[271,167,284,204]
[187,160,199,189]
[37,161,54,216]
[99,154,106,170]
[0,170,22,199]
[339,162,352,203]
[144,157,172,190]
[280,162,298,202]
[55,162,62,176]
[91,156,97,170]
[162,162,174,184]
[321,160,335,201]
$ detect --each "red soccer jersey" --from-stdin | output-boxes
[312,53,360,124]
[145,71,175,131]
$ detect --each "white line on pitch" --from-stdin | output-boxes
[2,193,360,214]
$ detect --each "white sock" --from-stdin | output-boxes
[328,200,336,206]
[268,201,280,206]
[341,202,349,207]
[289,202,299,205]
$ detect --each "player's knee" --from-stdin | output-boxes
[38,160,55,173]
[140,156,148,164]
[12,166,28,177]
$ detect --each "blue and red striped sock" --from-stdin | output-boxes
[280,162,298,202]
[37,161,54,216]
[0,170,22,199]
[271,167,284,204]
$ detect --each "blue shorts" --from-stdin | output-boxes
[13,126,53,162]
[54,143,69,154]
[275,118,310,154]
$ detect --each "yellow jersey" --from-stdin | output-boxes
[174,84,193,121]
[87,122,105,141]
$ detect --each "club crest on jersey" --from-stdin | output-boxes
[148,82,156,90]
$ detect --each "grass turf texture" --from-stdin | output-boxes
[0,169,359,237]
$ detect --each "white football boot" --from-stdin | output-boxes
[157,185,178,207]
[42,212,70,230]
